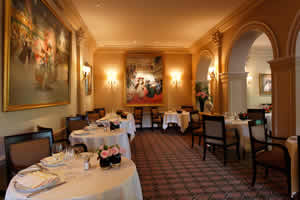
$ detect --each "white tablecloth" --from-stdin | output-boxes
[225,119,251,152]
[69,128,131,159]
[5,155,143,200]
[162,111,190,133]
[286,136,298,194]
[96,113,136,141]
[266,113,272,131]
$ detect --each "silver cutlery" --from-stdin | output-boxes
[26,181,66,198]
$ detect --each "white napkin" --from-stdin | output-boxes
[18,165,41,176]
[72,130,89,135]
[16,171,57,189]
[41,156,63,166]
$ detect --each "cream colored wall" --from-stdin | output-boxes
[0,1,95,159]
[246,46,272,108]
[93,51,192,112]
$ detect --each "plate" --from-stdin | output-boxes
[40,157,64,167]
[14,172,60,193]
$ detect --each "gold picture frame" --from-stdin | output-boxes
[124,54,164,107]
[259,73,272,96]
[3,0,72,111]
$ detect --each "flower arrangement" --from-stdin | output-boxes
[263,105,272,113]
[97,144,126,168]
[239,112,248,120]
[195,81,212,112]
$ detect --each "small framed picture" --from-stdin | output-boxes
[259,74,272,96]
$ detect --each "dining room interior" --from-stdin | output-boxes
[0,0,300,199]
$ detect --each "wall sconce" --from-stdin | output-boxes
[207,67,216,81]
[82,63,91,79]
[247,74,253,85]
[171,72,182,87]
[107,71,117,88]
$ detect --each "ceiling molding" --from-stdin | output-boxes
[94,47,190,55]
[190,0,266,53]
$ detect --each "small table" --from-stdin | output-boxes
[5,155,143,200]
[69,127,131,159]
[162,111,190,133]
[285,136,298,194]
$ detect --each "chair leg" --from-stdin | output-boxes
[223,146,227,166]
[203,143,207,161]
[192,134,194,148]
[252,162,257,186]
[198,135,201,146]
[287,169,291,197]
[265,167,269,178]
[236,142,240,160]
[212,145,216,153]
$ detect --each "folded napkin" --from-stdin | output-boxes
[41,156,63,166]
[18,165,41,176]
[72,130,89,135]
[16,171,57,189]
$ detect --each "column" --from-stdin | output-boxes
[219,72,248,113]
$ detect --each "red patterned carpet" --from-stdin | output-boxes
[131,129,289,200]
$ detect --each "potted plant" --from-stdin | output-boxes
[239,112,248,120]
[97,145,111,169]
[195,81,212,112]
[110,144,122,167]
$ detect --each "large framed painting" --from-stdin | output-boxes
[3,0,72,111]
[259,73,272,96]
[125,54,163,106]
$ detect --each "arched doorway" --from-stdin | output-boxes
[195,51,215,111]
[225,22,278,113]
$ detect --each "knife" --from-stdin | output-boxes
[26,181,66,198]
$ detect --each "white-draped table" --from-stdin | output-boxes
[162,111,190,133]
[266,112,272,131]
[69,127,131,159]
[5,155,143,200]
[285,136,298,194]
[96,113,136,141]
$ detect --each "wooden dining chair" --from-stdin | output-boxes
[37,126,88,154]
[247,109,265,121]
[151,107,162,131]
[94,108,106,118]
[248,120,291,196]
[190,111,203,148]
[65,116,89,138]
[134,107,143,129]
[202,115,240,165]
[86,111,100,122]
[181,105,194,112]
[4,130,53,183]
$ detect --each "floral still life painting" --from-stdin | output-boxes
[125,55,163,106]
[195,81,211,112]
[3,0,71,111]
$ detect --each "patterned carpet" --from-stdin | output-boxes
[131,129,289,200]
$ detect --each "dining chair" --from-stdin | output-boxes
[4,130,53,183]
[247,109,265,121]
[37,126,88,154]
[248,120,291,196]
[151,107,162,131]
[94,108,106,118]
[86,111,100,122]
[181,105,194,112]
[202,115,240,165]
[66,116,89,138]
[190,111,203,148]
[134,107,143,129]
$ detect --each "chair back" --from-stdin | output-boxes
[181,105,193,112]
[202,115,226,142]
[66,116,88,136]
[4,130,53,181]
[134,107,143,120]
[247,109,265,121]
[248,120,268,154]
[151,107,160,119]
[86,111,100,122]
[94,108,106,118]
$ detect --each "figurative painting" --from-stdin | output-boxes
[3,0,71,111]
[259,74,272,96]
[125,54,163,106]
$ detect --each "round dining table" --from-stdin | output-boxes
[5,155,143,200]
[162,111,190,133]
[69,127,131,159]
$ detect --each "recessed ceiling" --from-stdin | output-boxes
[72,0,248,49]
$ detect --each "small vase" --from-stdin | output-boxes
[100,157,111,169]
[110,154,121,167]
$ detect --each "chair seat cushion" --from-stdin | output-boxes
[256,147,286,169]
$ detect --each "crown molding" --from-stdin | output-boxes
[94,46,190,54]
[190,0,266,53]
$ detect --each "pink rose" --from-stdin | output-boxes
[196,92,201,97]
[99,145,104,151]
[108,148,113,157]
[100,150,109,159]
[111,146,120,155]
[120,147,126,154]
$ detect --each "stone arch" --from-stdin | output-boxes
[196,49,214,81]
[287,11,300,57]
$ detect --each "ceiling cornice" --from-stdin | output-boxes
[190,0,266,53]
[94,47,191,55]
